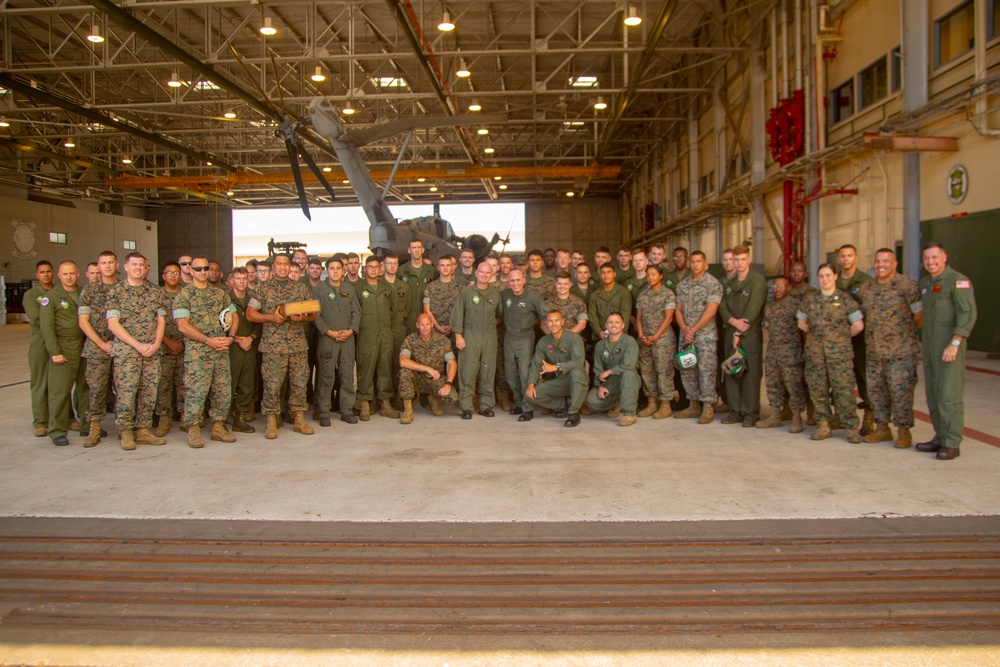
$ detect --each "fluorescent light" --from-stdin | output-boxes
[624,6,642,27]
[260,17,277,36]
[371,76,409,88]
[438,11,455,32]
[311,66,326,83]
[569,75,598,88]
[468,100,481,112]
[193,80,220,90]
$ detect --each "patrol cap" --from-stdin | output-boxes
[721,347,747,377]
[674,344,698,371]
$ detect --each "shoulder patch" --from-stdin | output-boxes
[956,280,970,289]
[40,297,49,306]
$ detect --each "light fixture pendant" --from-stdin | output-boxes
[594,96,608,110]
[483,147,495,154]
[477,128,489,135]
[0,117,10,128]
[260,17,277,36]
[456,59,471,78]
[63,140,76,148]
[121,156,132,164]
[342,101,356,115]
[468,100,482,112]
[311,66,326,83]
[223,110,237,119]
[168,72,182,88]
[624,6,642,27]
[438,11,455,32]
[87,23,105,43]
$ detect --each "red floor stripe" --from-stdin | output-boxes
[913,409,1000,449]
[967,365,1000,377]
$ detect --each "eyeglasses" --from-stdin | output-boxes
[191,266,210,272]
[179,261,191,266]
[163,270,180,276]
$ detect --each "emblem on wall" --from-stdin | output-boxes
[947,165,968,206]
[11,219,38,260]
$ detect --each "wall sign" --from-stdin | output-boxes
[10,219,37,260]
[947,164,969,205]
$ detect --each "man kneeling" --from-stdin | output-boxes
[398,314,458,423]
[524,311,588,427]
[585,312,641,426]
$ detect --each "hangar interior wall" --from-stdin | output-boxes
[148,206,233,273]
[525,197,620,260]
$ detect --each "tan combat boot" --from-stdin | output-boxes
[211,421,236,443]
[232,414,255,433]
[861,409,875,436]
[698,402,715,424]
[895,427,913,449]
[358,400,371,421]
[154,415,171,437]
[618,414,637,427]
[120,428,136,451]
[401,399,414,424]
[652,399,673,419]
[789,412,804,434]
[293,412,314,435]
[756,411,784,429]
[864,423,894,443]
[811,420,831,440]
[847,428,862,444]
[498,392,512,413]
[187,425,205,448]
[134,428,166,446]
[34,426,48,437]
[380,399,400,419]
[637,397,659,418]
[264,413,279,440]
[674,400,701,419]
[606,406,622,419]
[427,395,444,416]
[83,420,102,448]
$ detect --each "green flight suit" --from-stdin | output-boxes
[451,283,502,412]
[39,285,88,440]
[526,330,588,414]
[614,265,636,286]
[587,284,633,339]
[24,283,53,429]
[398,261,437,333]
[228,290,262,417]
[585,333,641,416]
[313,280,361,417]
[719,270,768,420]
[919,266,977,450]
[837,269,872,411]
[385,277,411,394]
[356,279,395,402]
[501,288,550,412]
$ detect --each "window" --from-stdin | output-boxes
[123,240,136,250]
[678,187,689,210]
[858,56,888,109]
[891,46,902,93]
[48,232,66,244]
[829,79,854,125]
[699,171,715,198]
[935,1,974,67]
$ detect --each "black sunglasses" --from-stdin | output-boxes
[191,266,210,272]
[179,261,191,266]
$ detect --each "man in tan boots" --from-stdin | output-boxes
[398,314,458,423]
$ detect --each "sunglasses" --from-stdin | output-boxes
[191,266,210,272]
[179,261,191,266]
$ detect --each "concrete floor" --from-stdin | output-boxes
[1,323,998,523]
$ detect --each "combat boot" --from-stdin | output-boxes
[211,421,237,443]
[401,399,414,424]
[652,400,673,419]
[714,400,730,414]
[606,406,621,419]
[829,416,843,430]
[380,399,400,419]
[498,392,512,413]
[34,426,48,437]
[756,411,784,429]
[780,404,794,420]
[637,397,659,418]
[83,420,102,448]
[579,404,593,415]
[293,412,314,435]
[134,428,166,446]
[674,400,701,419]
[864,423,893,443]
[895,427,913,449]
[264,413,279,440]
[811,420,831,440]
[187,426,205,448]
[847,428,862,444]
[154,414,171,437]
[789,412,804,434]
[618,415,637,427]
[120,428,136,451]
[698,402,714,425]
[806,402,817,425]
[358,400,371,421]
[861,409,875,436]
[427,395,444,416]
[231,415,255,433]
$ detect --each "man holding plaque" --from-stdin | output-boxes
[246,253,318,439]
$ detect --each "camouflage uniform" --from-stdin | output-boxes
[451,283,503,412]
[585,333,640,415]
[545,294,588,333]
[398,330,458,402]
[107,281,165,431]
[837,270,872,412]
[423,278,462,336]
[228,289,261,417]
[24,283,53,429]
[174,283,236,425]
[313,280,360,418]
[636,285,677,403]
[525,274,555,300]
[663,268,692,294]
[587,284,633,339]
[249,278,313,415]
[857,275,921,429]
[788,282,815,299]
[356,279,396,402]
[156,288,186,419]
[39,285,87,439]
[675,273,723,403]
[398,261,437,333]
[763,296,807,412]
[526,330,589,413]
[78,280,117,423]
[502,288,550,412]
[797,289,863,429]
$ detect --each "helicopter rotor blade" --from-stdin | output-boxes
[340,114,505,147]
[285,139,312,221]
[297,147,337,201]
[228,44,283,120]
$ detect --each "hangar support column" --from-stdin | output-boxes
[902,0,928,280]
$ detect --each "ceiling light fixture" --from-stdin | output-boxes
[121,156,132,164]
[342,179,350,184]
[342,101,356,115]
[438,11,455,32]
[260,17,277,36]
[63,140,75,148]
[206,161,212,166]
[223,111,237,119]
[477,128,489,135]
[87,23,105,43]
[594,96,608,110]
[226,190,234,196]
[168,72,182,88]
[0,118,9,128]
[417,177,426,183]
[566,191,575,197]
[468,100,482,112]
[322,166,332,172]
[624,6,642,26]
[456,59,471,78]
[429,185,438,192]
[484,147,495,154]
[311,66,326,83]
[498,184,507,190]
[494,176,502,181]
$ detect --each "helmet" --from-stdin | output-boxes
[674,344,698,371]
[721,347,748,377]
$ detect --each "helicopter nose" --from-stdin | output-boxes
[308,98,345,138]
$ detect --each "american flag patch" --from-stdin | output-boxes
[956,280,970,288]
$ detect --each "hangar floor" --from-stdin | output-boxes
[1,323,998,666]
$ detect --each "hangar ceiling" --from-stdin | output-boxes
[0,0,766,211]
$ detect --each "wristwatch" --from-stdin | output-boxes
[556,363,562,371]
[950,339,961,347]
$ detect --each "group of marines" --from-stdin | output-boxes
[25,237,976,460]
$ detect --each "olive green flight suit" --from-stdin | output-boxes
[228,290,262,417]
[385,277,411,394]
[313,280,361,417]
[838,270,872,411]
[356,279,396,402]
[585,333,641,415]
[526,330,588,414]
[39,285,88,440]
[24,283,53,429]
[398,261,437,333]
[501,288,550,412]
[719,270,768,420]
[451,283,503,412]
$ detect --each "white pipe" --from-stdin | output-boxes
[781,0,789,99]
[974,0,1000,135]
[814,0,826,152]
[795,0,803,90]
[770,8,779,107]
